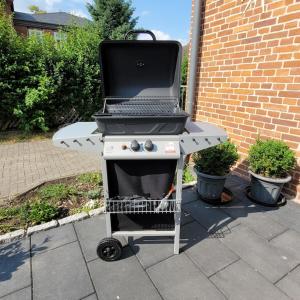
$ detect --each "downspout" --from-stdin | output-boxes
[186,0,202,116]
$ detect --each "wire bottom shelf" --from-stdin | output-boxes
[105,198,179,214]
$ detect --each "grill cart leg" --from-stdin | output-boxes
[174,156,184,255]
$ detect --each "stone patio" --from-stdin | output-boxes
[1,175,300,300]
[0,140,100,202]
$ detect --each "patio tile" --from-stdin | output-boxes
[0,239,31,298]
[81,293,98,300]
[0,287,31,300]
[184,200,234,234]
[147,253,225,300]
[270,229,300,260]
[129,236,174,269]
[181,222,239,277]
[32,242,94,300]
[211,260,289,300]
[88,246,161,300]
[276,265,300,300]
[181,187,199,204]
[74,214,127,262]
[31,223,77,256]
[220,225,299,283]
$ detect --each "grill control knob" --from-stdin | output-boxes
[130,140,140,151]
[144,139,154,151]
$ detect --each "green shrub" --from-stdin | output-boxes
[193,141,239,176]
[248,139,296,178]
[38,183,77,201]
[21,200,59,225]
[183,165,195,183]
[77,172,102,186]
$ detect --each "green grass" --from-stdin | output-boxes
[0,131,53,144]
[0,172,103,234]
[183,165,196,183]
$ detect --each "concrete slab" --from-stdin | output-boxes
[181,187,199,204]
[0,287,31,300]
[31,223,77,256]
[276,265,300,300]
[0,239,31,298]
[147,254,226,300]
[220,225,299,283]
[88,246,161,300]
[129,236,174,269]
[211,259,289,300]
[184,200,233,234]
[32,242,94,300]
[270,229,300,261]
[81,293,98,300]
[181,222,239,277]
[74,214,126,262]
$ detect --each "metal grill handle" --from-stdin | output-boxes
[125,30,156,41]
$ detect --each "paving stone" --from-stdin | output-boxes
[180,210,194,226]
[81,294,98,300]
[31,223,77,256]
[0,287,31,300]
[184,200,234,234]
[27,220,58,236]
[181,187,199,204]
[32,241,94,300]
[0,239,31,298]
[270,229,300,260]
[88,246,161,300]
[74,214,126,262]
[220,225,299,283]
[181,222,239,277]
[211,259,289,300]
[129,236,174,269]
[147,253,225,300]
[276,265,300,300]
[58,212,89,226]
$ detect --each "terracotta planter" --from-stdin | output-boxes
[249,170,291,205]
[194,168,227,201]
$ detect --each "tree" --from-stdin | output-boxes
[86,0,138,40]
[28,5,47,14]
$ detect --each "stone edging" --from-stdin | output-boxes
[0,207,105,245]
[0,181,197,245]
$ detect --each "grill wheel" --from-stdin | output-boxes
[96,238,122,261]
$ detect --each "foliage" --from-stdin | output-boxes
[0,9,102,132]
[77,172,102,186]
[183,165,195,183]
[38,183,77,201]
[28,5,47,14]
[193,141,239,176]
[181,53,188,85]
[21,200,59,225]
[248,139,296,178]
[87,0,138,40]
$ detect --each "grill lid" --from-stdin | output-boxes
[100,30,182,99]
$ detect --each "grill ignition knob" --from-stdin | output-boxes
[130,140,140,151]
[144,139,154,151]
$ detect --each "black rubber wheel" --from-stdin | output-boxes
[97,238,122,261]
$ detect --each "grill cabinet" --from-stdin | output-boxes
[52,30,228,261]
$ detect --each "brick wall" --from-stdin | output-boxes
[190,0,300,201]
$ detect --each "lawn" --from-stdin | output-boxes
[0,130,53,144]
[0,172,102,234]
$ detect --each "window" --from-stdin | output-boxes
[53,31,67,42]
[28,29,43,40]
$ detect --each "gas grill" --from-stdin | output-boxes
[52,30,227,261]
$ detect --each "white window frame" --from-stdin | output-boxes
[28,28,44,39]
[53,31,67,42]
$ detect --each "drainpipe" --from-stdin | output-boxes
[186,0,202,116]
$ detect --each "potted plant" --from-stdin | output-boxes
[247,139,296,206]
[193,141,239,202]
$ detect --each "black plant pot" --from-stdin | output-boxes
[194,168,227,201]
[249,170,291,205]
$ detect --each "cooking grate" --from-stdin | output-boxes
[104,97,179,115]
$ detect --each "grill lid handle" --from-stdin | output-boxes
[125,30,156,41]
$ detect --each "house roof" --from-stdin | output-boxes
[13,12,89,27]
